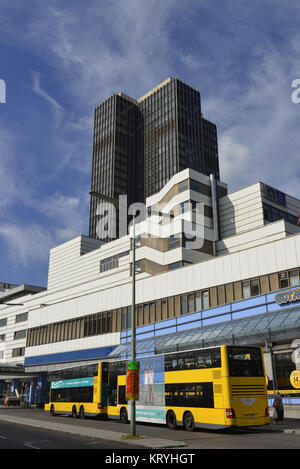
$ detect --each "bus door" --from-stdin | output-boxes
[100,362,109,408]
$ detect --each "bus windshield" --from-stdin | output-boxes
[227,346,264,377]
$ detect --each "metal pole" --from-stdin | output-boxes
[268,329,277,392]
[130,215,136,437]
[210,174,219,257]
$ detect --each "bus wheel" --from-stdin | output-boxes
[72,406,77,418]
[166,410,177,429]
[50,405,55,416]
[183,411,195,431]
[79,406,85,419]
[120,407,128,424]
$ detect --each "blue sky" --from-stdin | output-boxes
[0,0,299,288]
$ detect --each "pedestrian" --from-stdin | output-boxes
[273,392,284,424]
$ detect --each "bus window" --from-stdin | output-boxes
[118,385,127,405]
[196,351,212,368]
[212,349,221,367]
[227,346,264,377]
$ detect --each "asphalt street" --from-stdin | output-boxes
[0,419,137,449]
[1,407,300,450]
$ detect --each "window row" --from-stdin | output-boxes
[27,268,300,346]
[51,386,93,403]
[100,250,130,273]
[165,348,221,371]
[165,382,214,408]
[263,202,298,226]
[0,312,28,329]
[0,330,27,341]
[27,311,113,347]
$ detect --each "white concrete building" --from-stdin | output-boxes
[1,168,300,404]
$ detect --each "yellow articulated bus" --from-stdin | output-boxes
[45,362,108,418]
[107,345,270,430]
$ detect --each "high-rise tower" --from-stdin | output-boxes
[89,77,220,240]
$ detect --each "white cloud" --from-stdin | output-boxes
[0,223,53,267]
[31,71,63,114]
[219,134,253,187]
[41,192,89,242]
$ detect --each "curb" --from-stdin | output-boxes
[283,429,300,435]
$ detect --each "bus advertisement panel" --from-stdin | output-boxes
[135,355,165,424]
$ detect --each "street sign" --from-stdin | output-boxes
[290,370,300,389]
[126,361,139,401]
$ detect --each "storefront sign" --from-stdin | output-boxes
[126,361,139,401]
[264,184,286,206]
[275,288,300,305]
[290,370,300,389]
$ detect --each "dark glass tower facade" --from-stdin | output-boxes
[89,93,143,239]
[89,78,220,239]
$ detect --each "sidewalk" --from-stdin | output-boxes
[0,407,186,449]
[1,407,300,448]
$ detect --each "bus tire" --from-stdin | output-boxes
[120,407,128,424]
[183,411,195,431]
[166,410,177,429]
[79,406,85,419]
[72,406,77,418]
[50,405,55,416]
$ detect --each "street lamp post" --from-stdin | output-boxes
[130,215,137,437]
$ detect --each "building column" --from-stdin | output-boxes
[0,380,4,394]
[10,379,20,394]
[29,378,37,406]
[36,373,48,408]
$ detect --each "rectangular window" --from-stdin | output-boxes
[195,291,202,311]
[121,308,127,330]
[12,347,25,357]
[127,307,132,329]
[289,270,299,287]
[188,294,194,313]
[190,179,200,192]
[168,261,181,271]
[168,235,181,250]
[180,295,187,315]
[14,330,27,340]
[0,318,7,328]
[250,279,260,296]
[165,382,214,408]
[135,260,142,273]
[144,303,150,324]
[227,346,264,377]
[202,290,209,309]
[137,305,143,326]
[178,180,188,192]
[15,312,28,323]
[279,272,289,289]
[242,280,251,299]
